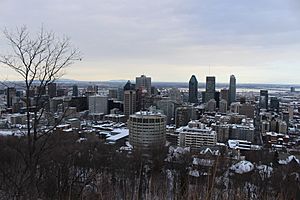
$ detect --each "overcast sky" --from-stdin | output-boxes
[1,0,300,83]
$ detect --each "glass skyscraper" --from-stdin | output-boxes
[188,75,198,103]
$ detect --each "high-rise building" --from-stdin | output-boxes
[88,95,109,114]
[128,111,166,150]
[291,87,296,93]
[6,87,16,108]
[205,76,216,103]
[169,88,182,103]
[123,80,136,117]
[188,75,198,103]
[135,75,151,95]
[72,85,79,97]
[175,106,197,128]
[47,83,57,98]
[124,90,136,117]
[124,80,135,91]
[157,100,175,125]
[220,88,229,103]
[270,97,280,112]
[229,75,236,106]
[259,90,268,110]
[206,99,216,112]
[68,96,88,112]
[219,99,228,113]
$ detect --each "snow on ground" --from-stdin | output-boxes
[230,160,254,174]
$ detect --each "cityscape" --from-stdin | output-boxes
[1,0,300,199]
[1,72,300,199]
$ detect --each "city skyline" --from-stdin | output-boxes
[1,0,300,83]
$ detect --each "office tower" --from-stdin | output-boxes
[68,96,88,112]
[214,91,220,108]
[229,75,236,105]
[188,75,198,103]
[291,87,296,93]
[205,76,216,103]
[135,75,151,94]
[220,88,229,103]
[123,80,136,117]
[157,100,175,124]
[88,95,109,114]
[94,85,99,94]
[169,88,182,103]
[259,90,268,110]
[206,99,217,112]
[175,106,197,128]
[128,111,166,150]
[47,83,57,98]
[6,87,16,108]
[117,88,124,101]
[270,97,280,112]
[123,80,135,91]
[124,90,136,117]
[219,99,228,113]
[72,85,79,97]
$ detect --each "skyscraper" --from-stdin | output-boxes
[47,83,57,98]
[135,75,151,95]
[188,75,198,103]
[88,95,109,114]
[205,76,216,103]
[123,80,137,117]
[6,87,16,108]
[220,88,229,102]
[270,97,279,112]
[124,90,137,117]
[259,90,268,110]
[72,84,79,97]
[229,75,236,106]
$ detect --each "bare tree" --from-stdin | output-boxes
[0,26,80,199]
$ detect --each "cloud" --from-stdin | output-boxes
[0,0,300,83]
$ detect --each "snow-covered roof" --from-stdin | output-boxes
[230,160,254,174]
[106,129,129,142]
[278,155,300,165]
[189,170,200,177]
[0,130,22,136]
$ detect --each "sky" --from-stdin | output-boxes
[0,0,300,83]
